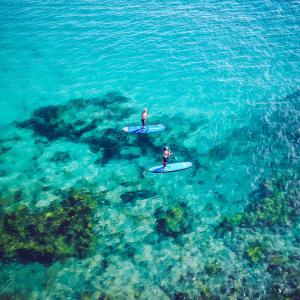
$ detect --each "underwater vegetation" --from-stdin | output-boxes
[204,260,222,275]
[155,202,191,238]
[0,190,95,264]
[0,89,299,299]
[215,176,299,236]
[245,242,266,263]
[267,260,300,299]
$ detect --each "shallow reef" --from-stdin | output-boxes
[215,176,299,236]
[0,90,299,299]
[0,190,95,264]
[120,189,156,204]
[17,93,135,164]
[204,260,222,275]
[155,202,191,238]
[267,262,300,299]
[208,143,231,161]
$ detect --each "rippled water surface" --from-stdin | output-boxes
[0,0,299,299]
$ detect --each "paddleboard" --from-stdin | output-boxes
[123,124,165,134]
[148,162,192,173]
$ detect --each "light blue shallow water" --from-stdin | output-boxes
[0,0,299,299]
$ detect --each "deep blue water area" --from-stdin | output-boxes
[0,0,299,299]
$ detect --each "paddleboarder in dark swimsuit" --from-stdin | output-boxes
[162,146,173,167]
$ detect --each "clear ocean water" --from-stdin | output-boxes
[0,0,299,299]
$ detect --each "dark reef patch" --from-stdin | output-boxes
[120,189,156,204]
[0,146,12,155]
[267,262,300,299]
[204,260,222,275]
[0,190,95,264]
[172,292,191,300]
[18,101,99,142]
[18,105,69,141]
[155,202,191,238]
[16,92,137,164]
[136,135,161,154]
[85,128,129,155]
[50,151,71,162]
[208,143,231,160]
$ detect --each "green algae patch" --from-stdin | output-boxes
[214,214,243,236]
[204,260,222,275]
[0,292,31,300]
[195,280,213,299]
[155,203,190,238]
[0,190,95,264]
[215,177,297,236]
[246,243,266,263]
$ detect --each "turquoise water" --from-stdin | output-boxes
[0,0,299,299]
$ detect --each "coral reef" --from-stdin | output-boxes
[0,190,95,264]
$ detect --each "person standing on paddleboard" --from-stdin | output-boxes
[141,108,148,129]
[162,146,173,168]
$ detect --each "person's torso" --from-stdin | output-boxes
[163,150,170,158]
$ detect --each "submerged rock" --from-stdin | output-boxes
[0,292,30,300]
[204,260,222,275]
[268,264,300,299]
[155,203,190,238]
[194,280,213,299]
[18,105,71,141]
[17,93,134,164]
[173,292,191,300]
[208,143,231,160]
[120,189,156,204]
[84,128,128,155]
[50,151,71,162]
[214,214,243,236]
[0,190,95,264]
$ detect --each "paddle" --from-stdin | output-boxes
[171,154,177,160]
[169,148,177,160]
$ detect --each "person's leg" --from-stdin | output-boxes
[141,119,145,128]
[162,157,167,167]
